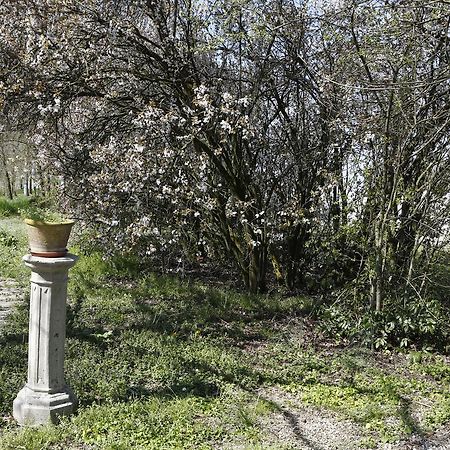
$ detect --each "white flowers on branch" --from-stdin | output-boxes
[1,0,448,295]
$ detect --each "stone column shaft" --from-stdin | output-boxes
[13,254,78,426]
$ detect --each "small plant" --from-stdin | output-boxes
[0,229,19,248]
[19,206,72,224]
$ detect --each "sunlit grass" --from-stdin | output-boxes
[0,235,448,449]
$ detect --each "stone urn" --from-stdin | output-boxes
[24,219,75,257]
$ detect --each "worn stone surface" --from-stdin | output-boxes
[13,254,78,426]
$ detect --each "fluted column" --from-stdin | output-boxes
[13,254,78,426]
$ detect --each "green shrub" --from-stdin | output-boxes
[320,290,449,351]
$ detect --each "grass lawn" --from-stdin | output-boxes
[0,218,449,449]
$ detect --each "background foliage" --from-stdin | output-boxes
[0,0,449,348]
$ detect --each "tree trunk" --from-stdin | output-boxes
[246,244,268,294]
[23,172,29,196]
[0,147,13,200]
[372,223,384,312]
[5,171,13,200]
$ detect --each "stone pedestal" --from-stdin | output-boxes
[13,254,78,426]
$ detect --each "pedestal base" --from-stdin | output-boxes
[13,385,77,426]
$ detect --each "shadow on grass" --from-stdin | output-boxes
[58,274,317,414]
[68,272,313,343]
[257,396,324,450]
[398,395,424,438]
[3,262,417,446]
[0,285,431,450]
[325,355,427,444]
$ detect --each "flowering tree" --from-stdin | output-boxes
[1,0,449,307]
[0,0,336,292]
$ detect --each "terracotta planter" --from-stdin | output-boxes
[24,219,75,257]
